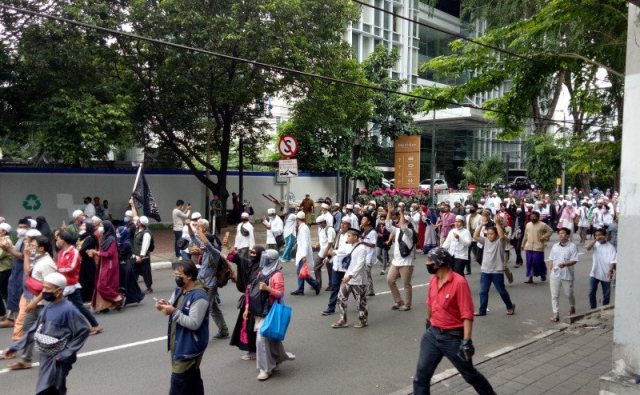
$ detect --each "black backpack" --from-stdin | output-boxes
[341,242,362,270]
[398,225,417,258]
[248,272,275,317]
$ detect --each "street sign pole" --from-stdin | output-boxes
[278,134,299,215]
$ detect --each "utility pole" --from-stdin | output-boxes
[430,110,436,207]
[238,137,244,207]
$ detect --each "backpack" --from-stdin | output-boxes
[398,225,416,258]
[144,230,155,253]
[341,242,362,270]
[248,272,275,317]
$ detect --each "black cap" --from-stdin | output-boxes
[346,228,361,237]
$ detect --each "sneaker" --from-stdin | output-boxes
[379,270,386,275]
[257,370,270,381]
[391,303,404,310]
[290,290,304,296]
[398,305,411,311]
[212,331,229,340]
[324,286,332,291]
[321,309,335,316]
[314,285,321,295]
[144,288,154,294]
[353,322,368,328]
[241,353,256,361]
[331,320,349,328]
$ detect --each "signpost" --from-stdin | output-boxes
[394,135,421,190]
[278,134,299,213]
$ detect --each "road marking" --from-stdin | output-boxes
[374,283,429,296]
[0,336,167,375]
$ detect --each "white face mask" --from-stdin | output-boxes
[98,226,104,234]
[17,228,27,237]
[79,230,86,236]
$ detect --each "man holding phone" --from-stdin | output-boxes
[156,261,209,395]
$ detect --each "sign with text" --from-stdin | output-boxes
[394,135,421,190]
[278,159,299,178]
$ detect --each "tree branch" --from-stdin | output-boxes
[551,52,624,79]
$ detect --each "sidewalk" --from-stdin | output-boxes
[424,309,614,395]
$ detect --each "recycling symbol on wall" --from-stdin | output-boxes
[23,194,42,211]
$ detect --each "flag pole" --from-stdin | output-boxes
[132,163,143,193]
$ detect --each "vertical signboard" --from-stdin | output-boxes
[394,135,421,190]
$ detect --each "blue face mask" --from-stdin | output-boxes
[123,217,130,224]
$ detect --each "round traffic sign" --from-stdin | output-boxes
[278,134,299,158]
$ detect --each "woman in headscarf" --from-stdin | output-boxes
[77,221,98,302]
[35,216,55,259]
[229,246,264,361]
[88,221,123,312]
[244,249,295,381]
[117,225,144,305]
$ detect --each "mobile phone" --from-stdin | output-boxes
[153,297,158,302]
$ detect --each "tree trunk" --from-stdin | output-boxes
[578,172,591,195]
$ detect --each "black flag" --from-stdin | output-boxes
[132,169,161,222]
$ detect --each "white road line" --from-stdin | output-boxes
[374,283,429,296]
[0,336,167,375]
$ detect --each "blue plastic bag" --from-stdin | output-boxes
[259,297,292,341]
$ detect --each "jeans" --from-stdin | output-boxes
[67,289,99,327]
[296,262,319,293]
[376,246,389,272]
[170,364,204,395]
[413,327,496,395]
[479,273,514,315]
[0,269,10,317]
[589,277,611,309]
[7,258,23,314]
[327,270,346,311]
[174,231,183,258]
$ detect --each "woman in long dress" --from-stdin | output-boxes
[116,225,144,306]
[89,221,123,312]
[230,246,263,360]
[77,222,98,302]
[244,249,294,381]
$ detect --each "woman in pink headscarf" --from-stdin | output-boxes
[558,201,577,233]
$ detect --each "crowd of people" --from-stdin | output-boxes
[0,187,620,394]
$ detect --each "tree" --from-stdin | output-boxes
[414,0,626,191]
[524,134,563,192]
[460,154,505,187]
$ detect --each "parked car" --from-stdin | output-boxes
[419,178,448,191]
[381,178,394,188]
[509,176,535,191]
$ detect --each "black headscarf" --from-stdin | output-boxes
[79,221,95,241]
[101,220,117,251]
[233,246,264,293]
[35,216,52,238]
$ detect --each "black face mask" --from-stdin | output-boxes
[42,291,57,302]
[175,276,186,288]
[426,265,438,275]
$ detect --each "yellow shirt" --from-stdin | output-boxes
[523,221,553,252]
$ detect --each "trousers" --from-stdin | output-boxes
[135,257,153,290]
[207,287,228,335]
[549,276,575,314]
[337,283,367,325]
[387,265,414,307]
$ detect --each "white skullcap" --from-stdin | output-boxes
[369,200,376,206]
[354,204,361,209]
[139,216,149,225]
[26,229,41,238]
[455,215,465,222]
[72,210,84,219]
[28,219,37,229]
[398,202,405,207]
[296,211,306,220]
[240,212,249,219]
[321,203,329,210]
[267,208,276,214]
[44,272,67,289]
[91,216,102,223]
[404,214,411,221]
[316,215,326,223]
[191,212,202,220]
[0,217,5,223]
[0,223,11,233]
[345,204,354,210]
[124,210,133,217]
[341,217,351,223]
[333,203,341,207]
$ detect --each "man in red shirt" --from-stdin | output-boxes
[413,247,495,395]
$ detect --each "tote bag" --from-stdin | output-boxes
[259,298,292,341]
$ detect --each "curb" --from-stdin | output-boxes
[389,323,571,395]
[563,304,615,324]
[151,261,173,270]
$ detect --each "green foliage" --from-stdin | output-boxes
[460,154,505,186]
[524,134,562,192]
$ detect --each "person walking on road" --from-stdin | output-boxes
[291,212,321,296]
[586,229,617,309]
[473,216,516,317]
[521,211,554,284]
[385,202,415,311]
[244,249,295,381]
[547,227,578,322]
[442,215,472,276]
[231,212,255,263]
[313,215,335,291]
[331,228,368,329]
[3,272,90,395]
[322,217,351,315]
[263,208,283,251]
[279,212,297,263]
[413,247,496,395]
[156,260,209,395]
[359,215,377,296]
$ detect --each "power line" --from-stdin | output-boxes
[0,4,618,133]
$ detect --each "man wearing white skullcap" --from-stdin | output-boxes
[318,203,334,228]
[232,212,255,262]
[442,215,473,276]
[343,204,360,231]
[67,210,86,239]
[132,215,154,293]
[4,270,90,394]
[330,203,343,232]
[263,208,284,250]
[291,211,321,295]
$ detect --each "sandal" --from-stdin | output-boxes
[90,326,104,336]
[550,315,560,322]
[507,304,516,315]
[353,322,368,328]
[331,321,349,328]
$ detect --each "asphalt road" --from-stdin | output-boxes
[0,235,612,395]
